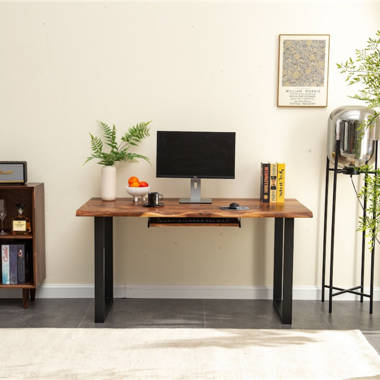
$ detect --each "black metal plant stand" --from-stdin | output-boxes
[322,139,378,313]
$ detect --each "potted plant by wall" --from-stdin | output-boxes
[337,30,380,249]
[85,121,150,201]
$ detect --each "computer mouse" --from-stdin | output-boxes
[229,202,240,209]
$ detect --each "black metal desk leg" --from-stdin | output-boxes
[273,217,294,324]
[105,217,113,305]
[94,216,113,323]
[273,218,284,304]
[282,218,294,324]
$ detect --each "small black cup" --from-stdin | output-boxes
[147,192,163,206]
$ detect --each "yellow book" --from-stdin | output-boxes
[270,163,277,203]
[276,163,285,203]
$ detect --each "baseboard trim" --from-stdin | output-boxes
[1,284,379,301]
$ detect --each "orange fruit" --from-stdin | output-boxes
[128,176,139,185]
[129,182,140,187]
[139,181,149,187]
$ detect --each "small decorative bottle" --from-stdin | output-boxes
[12,203,31,235]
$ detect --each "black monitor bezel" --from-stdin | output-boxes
[156,131,236,179]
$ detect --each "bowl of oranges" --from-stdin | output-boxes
[126,176,150,203]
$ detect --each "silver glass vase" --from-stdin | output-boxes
[327,105,377,168]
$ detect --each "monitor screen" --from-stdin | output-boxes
[156,131,235,178]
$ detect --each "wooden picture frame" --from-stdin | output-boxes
[277,34,330,107]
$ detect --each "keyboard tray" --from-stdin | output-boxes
[148,217,241,228]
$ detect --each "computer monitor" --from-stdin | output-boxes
[156,131,236,203]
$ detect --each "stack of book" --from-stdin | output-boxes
[260,163,285,203]
[1,244,27,285]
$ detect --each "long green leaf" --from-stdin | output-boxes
[100,121,118,150]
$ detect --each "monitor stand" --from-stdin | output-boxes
[179,177,212,204]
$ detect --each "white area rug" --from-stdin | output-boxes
[0,328,379,380]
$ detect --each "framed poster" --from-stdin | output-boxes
[277,34,330,107]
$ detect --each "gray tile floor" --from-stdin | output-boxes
[1,299,380,353]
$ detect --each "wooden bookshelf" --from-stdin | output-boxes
[0,183,45,307]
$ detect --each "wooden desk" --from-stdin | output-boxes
[76,198,313,324]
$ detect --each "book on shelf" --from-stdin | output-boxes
[260,163,270,203]
[1,244,27,285]
[276,163,285,203]
[17,244,25,284]
[9,245,18,285]
[1,245,10,284]
[270,163,277,203]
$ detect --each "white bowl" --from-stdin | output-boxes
[126,186,150,203]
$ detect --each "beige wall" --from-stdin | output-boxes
[0,1,379,292]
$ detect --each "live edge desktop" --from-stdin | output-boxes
[156,131,236,204]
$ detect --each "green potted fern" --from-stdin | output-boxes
[85,121,151,201]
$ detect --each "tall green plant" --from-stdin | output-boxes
[338,30,380,249]
[337,30,380,129]
[85,121,151,166]
[358,166,380,250]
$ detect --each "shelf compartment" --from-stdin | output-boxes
[0,187,33,234]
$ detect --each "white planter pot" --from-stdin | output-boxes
[101,166,116,201]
